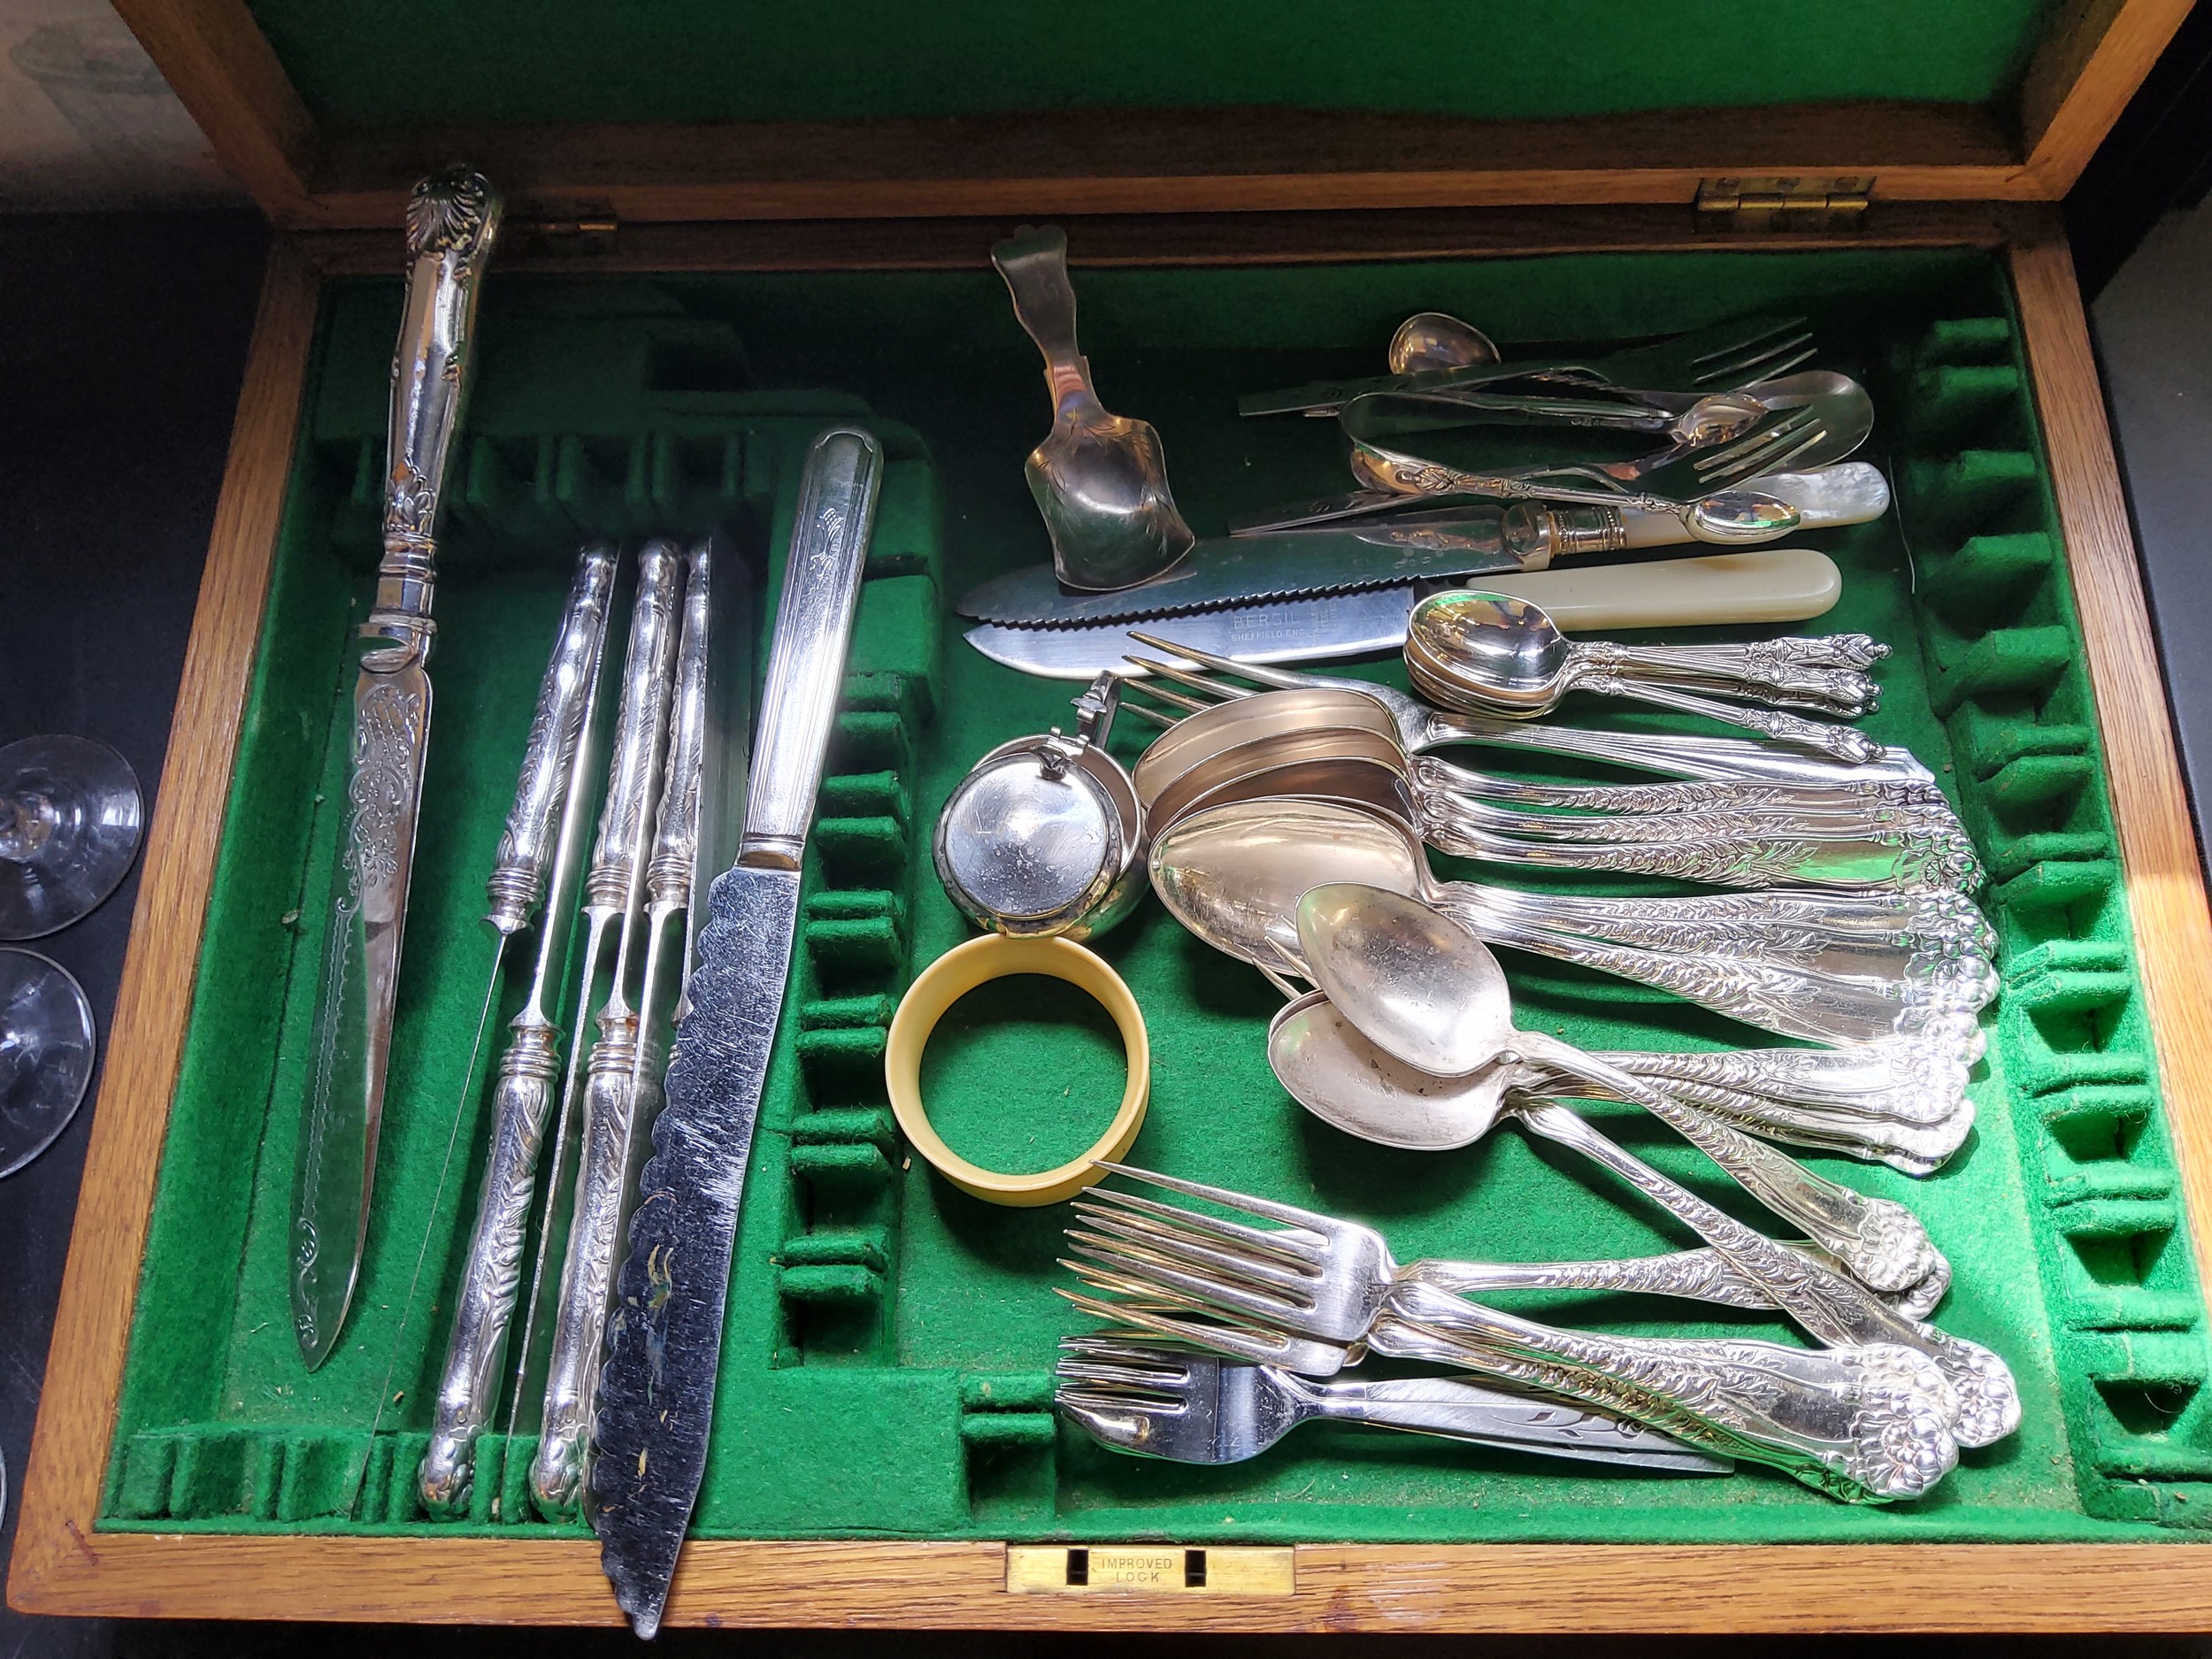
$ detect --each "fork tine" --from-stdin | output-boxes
[1118,699,1177,729]
[1094,1162,1349,1238]
[1693,327,1816,386]
[1687,317,1809,370]
[1068,1215,1321,1295]
[1700,419,1825,486]
[1692,408,1816,478]
[1066,1236,1318,1325]
[1055,1355,1191,1392]
[1126,634,1317,694]
[1055,1286,1339,1371]
[1059,1330,1201,1369]
[1121,655,1250,705]
[1118,670,1212,715]
[1080,1183,1332,1265]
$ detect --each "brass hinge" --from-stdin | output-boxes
[509,213,622,255]
[1695,176,1873,234]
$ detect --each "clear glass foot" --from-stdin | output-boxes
[0,947,96,1178]
[0,734,144,940]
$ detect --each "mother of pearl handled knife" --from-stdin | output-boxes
[959,462,1886,627]
[964,547,1842,681]
[290,167,501,1370]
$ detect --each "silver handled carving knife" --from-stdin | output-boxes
[291,166,501,1370]
[531,539,717,1517]
[347,541,615,1515]
[419,542,686,1514]
[593,427,883,1637]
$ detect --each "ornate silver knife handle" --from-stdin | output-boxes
[365,166,502,673]
[487,545,617,933]
[1375,1281,1959,1504]
[420,1015,559,1513]
[646,557,714,911]
[531,1019,644,1512]
[585,543,686,909]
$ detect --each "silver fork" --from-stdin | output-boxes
[1068,1164,2016,1451]
[1118,633,1944,794]
[1058,1209,1959,1504]
[1343,399,1827,514]
[1238,315,1818,419]
[1056,1332,1732,1473]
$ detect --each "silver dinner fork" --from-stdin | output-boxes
[1064,1164,2016,1453]
[1056,1332,1732,1473]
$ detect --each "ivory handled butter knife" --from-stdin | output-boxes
[290,167,501,1370]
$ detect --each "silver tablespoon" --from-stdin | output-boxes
[1265,990,1950,1319]
[1288,884,2017,1448]
[1407,591,1883,764]
[1292,884,1946,1296]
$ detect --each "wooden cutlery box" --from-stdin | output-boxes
[16,0,2212,1632]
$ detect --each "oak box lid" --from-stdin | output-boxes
[117,0,2193,235]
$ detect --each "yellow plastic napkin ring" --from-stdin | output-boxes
[885,933,1149,1207]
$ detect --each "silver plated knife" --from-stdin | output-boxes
[959,463,1888,627]
[290,166,501,1370]
[593,428,883,1637]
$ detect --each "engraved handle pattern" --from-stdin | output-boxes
[1613,633,1890,673]
[1599,661,1880,718]
[1510,1068,2017,1448]
[1463,882,1995,955]
[1425,811,1899,892]
[1511,1056,1942,1295]
[1571,670,1883,764]
[1462,910,1919,1045]
[1409,1243,1951,1326]
[1594,1040,1971,1126]
[1375,1282,1958,1503]
[1412,754,1947,815]
[585,543,685,910]
[367,167,502,670]
[529,1017,642,1517]
[1425,783,1948,849]
[1417,707,1923,786]
[743,428,884,864]
[419,1014,558,1516]
[646,549,713,910]
[486,544,618,933]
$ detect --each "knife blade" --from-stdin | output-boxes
[291,166,501,1370]
[959,462,1888,626]
[964,547,1845,680]
[592,428,883,1638]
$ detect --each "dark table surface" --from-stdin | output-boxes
[4,205,2212,1657]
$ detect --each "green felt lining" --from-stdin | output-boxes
[104,246,2212,1547]
[244,0,2051,131]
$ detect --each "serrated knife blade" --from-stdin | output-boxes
[590,426,883,1638]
